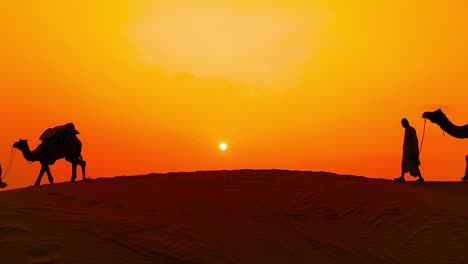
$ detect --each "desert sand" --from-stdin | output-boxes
[0,170,468,263]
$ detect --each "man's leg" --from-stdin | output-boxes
[0,178,7,189]
[415,168,424,182]
[395,171,406,181]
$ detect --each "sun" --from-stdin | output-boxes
[219,142,228,151]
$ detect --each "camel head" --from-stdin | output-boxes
[13,139,28,150]
[422,109,448,124]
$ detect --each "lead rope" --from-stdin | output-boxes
[419,118,427,154]
[1,148,17,180]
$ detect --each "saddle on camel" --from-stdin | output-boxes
[40,122,80,141]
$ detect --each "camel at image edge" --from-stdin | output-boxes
[422,109,468,180]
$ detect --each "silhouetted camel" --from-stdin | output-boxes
[13,136,86,186]
[422,108,468,180]
[0,163,6,189]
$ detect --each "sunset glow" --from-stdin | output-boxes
[2,1,468,189]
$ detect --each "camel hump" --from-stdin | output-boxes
[39,123,80,141]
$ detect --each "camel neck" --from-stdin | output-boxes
[438,118,468,139]
[19,144,40,162]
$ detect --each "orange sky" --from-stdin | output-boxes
[2,0,468,188]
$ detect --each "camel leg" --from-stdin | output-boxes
[44,165,53,184]
[35,164,47,186]
[71,163,77,182]
[461,155,468,180]
[80,159,86,181]
[68,157,86,181]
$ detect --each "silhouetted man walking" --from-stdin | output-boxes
[395,118,425,182]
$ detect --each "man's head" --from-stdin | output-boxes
[401,118,409,128]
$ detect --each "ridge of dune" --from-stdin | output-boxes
[1,169,467,263]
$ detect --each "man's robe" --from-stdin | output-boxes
[402,126,421,176]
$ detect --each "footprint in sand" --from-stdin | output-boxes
[113,203,126,209]
[87,200,100,206]
[180,212,193,215]
[288,213,306,221]
[145,208,159,213]
[0,212,23,222]
[0,224,31,236]
[324,212,341,221]
[0,224,31,246]
[28,246,59,264]
[383,206,401,216]
[31,258,56,264]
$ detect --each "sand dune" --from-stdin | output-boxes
[1,170,468,263]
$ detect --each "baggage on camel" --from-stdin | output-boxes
[39,122,80,141]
